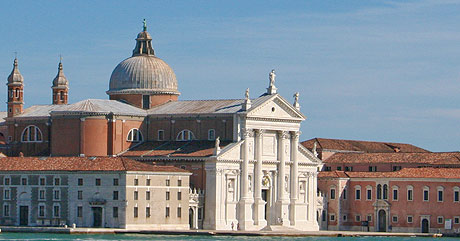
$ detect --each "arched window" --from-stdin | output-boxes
[383,184,388,200]
[21,125,43,143]
[176,130,195,141]
[423,186,430,201]
[407,185,413,201]
[377,184,382,200]
[208,129,215,140]
[127,128,143,142]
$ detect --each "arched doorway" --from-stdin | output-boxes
[378,210,386,232]
[189,208,194,229]
[421,218,429,233]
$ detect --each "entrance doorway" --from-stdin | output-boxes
[92,207,103,227]
[378,210,386,232]
[19,206,28,226]
[262,189,268,220]
[189,208,194,228]
[421,218,429,233]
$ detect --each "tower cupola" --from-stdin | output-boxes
[7,58,24,117]
[52,61,69,105]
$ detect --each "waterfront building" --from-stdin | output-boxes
[0,156,190,229]
[0,22,322,231]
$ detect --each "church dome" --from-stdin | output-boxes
[107,21,179,96]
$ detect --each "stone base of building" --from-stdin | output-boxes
[124,224,190,230]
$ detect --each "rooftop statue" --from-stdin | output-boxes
[269,69,276,87]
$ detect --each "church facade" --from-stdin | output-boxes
[2,22,322,231]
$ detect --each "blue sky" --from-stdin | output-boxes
[0,0,459,151]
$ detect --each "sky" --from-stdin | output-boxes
[0,0,459,152]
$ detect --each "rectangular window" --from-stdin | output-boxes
[367,215,372,222]
[166,191,170,200]
[39,190,45,200]
[392,166,402,171]
[455,191,460,202]
[53,205,60,218]
[21,178,27,185]
[77,206,83,218]
[198,208,203,220]
[438,216,444,224]
[54,178,60,186]
[134,191,138,200]
[393,189,398,201]
[113,207,118,218]
[134,178,139,186]
[95,178,101,186]
[177,207,182,218]
[407,216,413,223]
[166,179,170,186]
[343,189,347,200]
[325,166,331,171]
[158,130,164,141]
[330,214,335,221]
[146,207,151,218]
[330,189,336,200]
[54,190,60,200]
[367,189,372,200]
[345,166,353,171]
[336,166,342,171]
[392,215,398,223]
[178,191,182,200]
[178,179,182,187]
[438,190,443,202]
[39,205,45,217]
[78,190,83,200]
[134,207,138,218]
[343,214,347,221]
[165,207,170,217]
[356,189,361,200]
[3,189,10,200]
[78,178,83,186]
[113,178,119,186]
[113,191,118,200]
[355,215,361,222]
[368,166,377,172]
[407,189,413,201]
[146,191,150,200]
[454,217,460,224]
[146,179,151,186]
[4,204,10,217]
[40,178,45,186]
[423,190,429,201]
[4,178,10,185]
[142,95,150,109]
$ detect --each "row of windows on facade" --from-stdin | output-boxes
[328,212,460,226]
[18,126,218,143]
[2,204,61,219]
[329,185,460,202]
[325,166,402,172]
[1,177,181,187]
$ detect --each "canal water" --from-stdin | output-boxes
[0,233,454,241]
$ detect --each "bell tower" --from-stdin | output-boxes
[52,60,69,105]
[7,58,24,117]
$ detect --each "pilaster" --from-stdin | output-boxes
[238,128,254,230]
[275,130,290,226]
[253,129,266,227]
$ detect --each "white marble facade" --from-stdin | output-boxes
[203,93,322,231]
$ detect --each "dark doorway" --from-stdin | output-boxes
[189,208,194,228]
[422,219,429,233]
[262,189,268,220]
[92,207,103,227]
[378,210,386,232]
[19,206,28,226]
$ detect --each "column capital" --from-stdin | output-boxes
[242,128,254,139]
[255,129,265,137]
[290,131,301,140]
[277,130,290,139]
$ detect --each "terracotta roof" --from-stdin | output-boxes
[318,171,348,178]
[346,168,460,179]
[324,152,460,165]
[122,140,231,158]
[0,156,188,173]
[301,138,429,153]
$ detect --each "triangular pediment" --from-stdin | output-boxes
[247,94,305,120]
